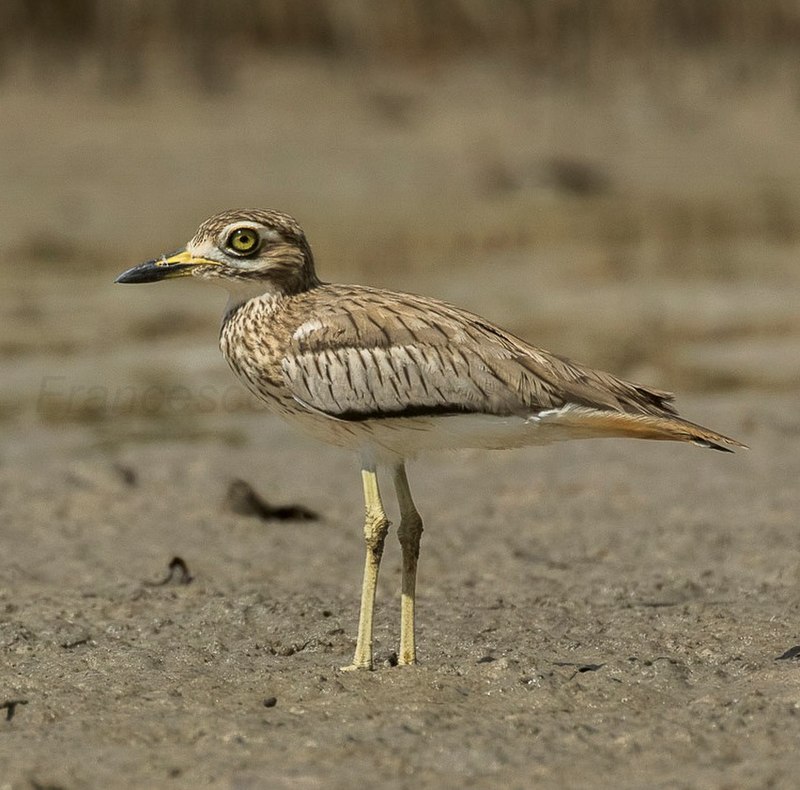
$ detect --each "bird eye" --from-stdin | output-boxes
[227,227,260,255]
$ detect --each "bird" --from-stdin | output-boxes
[116,208,745,670]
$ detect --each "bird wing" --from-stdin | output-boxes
[281,287,678,422]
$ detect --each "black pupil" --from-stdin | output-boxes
[236,231,254,249]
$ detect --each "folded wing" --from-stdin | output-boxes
[282,288,675,421]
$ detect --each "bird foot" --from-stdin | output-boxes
[339,662,373,672]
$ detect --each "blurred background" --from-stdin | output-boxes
[1,0,798,453]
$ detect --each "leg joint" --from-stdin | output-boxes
[364,511,390,555]
[397,510,423,545]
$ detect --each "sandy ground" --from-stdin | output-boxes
[1,57,800,788]
[1,394,798,789]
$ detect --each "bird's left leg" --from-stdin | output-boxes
[342,466,391,671]
[393,463,423,666]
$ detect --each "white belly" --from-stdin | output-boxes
[284,406,593,463]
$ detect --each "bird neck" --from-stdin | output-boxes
[220,275,321,317]
[218,245,321,313]
[222,280,282,315]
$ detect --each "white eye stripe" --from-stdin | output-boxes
[187,225,286,269]
[223,223,282,246]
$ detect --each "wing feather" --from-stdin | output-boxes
[281,287,677,422]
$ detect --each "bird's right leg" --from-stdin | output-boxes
[341,466,390,671]
[393,463,423,666]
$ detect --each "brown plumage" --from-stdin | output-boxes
[116,208,745,670]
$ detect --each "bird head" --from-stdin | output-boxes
[116,209,319,295]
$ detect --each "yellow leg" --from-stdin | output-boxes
[393,463,423,666]
[341,467,390,671]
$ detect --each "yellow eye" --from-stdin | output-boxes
[227,227,260,255]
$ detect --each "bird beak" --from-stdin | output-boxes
[115,249,219,284]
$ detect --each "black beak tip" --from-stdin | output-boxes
[115,270,134,284]
[115,260,167,284]
[115,252,199,284]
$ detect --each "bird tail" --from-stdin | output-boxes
[543,407,747,452]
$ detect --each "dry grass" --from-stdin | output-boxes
[4,0,800,89]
